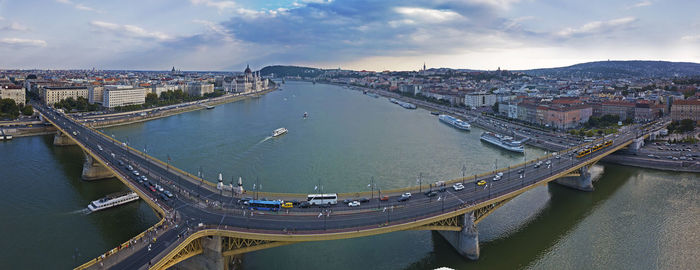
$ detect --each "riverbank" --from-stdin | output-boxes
[320,81,699,173]
[88,88,277,129]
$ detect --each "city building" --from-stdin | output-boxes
[670,99,700,124]
[464,92,496,109]
[42,86,89,106]
[151,84,179,97]
[224,65,270,93]
[184,82,214,97]
[0,85,26,106]
[601,101,636,120]
[102,86,148,108]
[88,85,104,104]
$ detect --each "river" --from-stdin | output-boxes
[0,81,697,269]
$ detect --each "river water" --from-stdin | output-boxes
[0,81,697,269]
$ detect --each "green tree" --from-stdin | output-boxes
[145,93,159,106]
[678,119,696,132]
[21,104,33,115]
[0,98,20,118]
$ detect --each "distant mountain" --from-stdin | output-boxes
[260,65,324,78]
[522,60,700,79]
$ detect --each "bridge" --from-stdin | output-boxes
[33,103,666,270]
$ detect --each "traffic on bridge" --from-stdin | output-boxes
[34,102,666,270]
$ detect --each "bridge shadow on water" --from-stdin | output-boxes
[400,164,636,270]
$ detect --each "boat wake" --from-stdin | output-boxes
[258,136,273,144]
[70,208,92,215]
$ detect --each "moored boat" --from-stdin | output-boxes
[480,132,525,153]
[438,114,471,130]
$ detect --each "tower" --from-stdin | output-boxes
[423,62,426,71]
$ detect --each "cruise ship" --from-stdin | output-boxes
[88,191,139,212]
[480,132,525,153]
[389,98,416,109]
[273,127,288,137]
[438,114,471,130]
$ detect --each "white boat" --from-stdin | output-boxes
[273,127,288,137]
[88,191,139,212]
[480,132,524,153]
[439,114,471,130]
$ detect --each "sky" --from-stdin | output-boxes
[0,0,698,71]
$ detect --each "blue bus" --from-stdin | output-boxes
[248,200,281,211]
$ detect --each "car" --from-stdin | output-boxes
[402,192,412,198]
[493,175,501,181]
[452,183,464,191]
[517,169,525,174]
[298,201,310,208]
[438,186,447,192]
[281,202,294,208]
[424,190,438,197]
[290,200,300,205]
[496,172,504,177]
[380,196,389,201]
[126,165,134,171]
[163,190,174,198]
[97,145,103,151]
[476,180,487,186]
[359,198,370,203]
[398,196,410,202]
[238,197,253,205]
[149,186,156,192]
[342,199,352,204]
[133,171,140,176]
[118,160,124,166]
[348,201,360,207]
[159,193,169,201]
[545,160,552,165]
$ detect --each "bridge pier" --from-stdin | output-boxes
[555,165,594,191]
[436,212,480,260]
[53,131,76,146]
[81,152,114,181]
[630,137,645,152]
[175,236,228,270]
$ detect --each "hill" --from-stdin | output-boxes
[522,60,700,79]
[260,65,324,78]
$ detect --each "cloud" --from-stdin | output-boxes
[628,1,652,9]
[557,17,637,37]
[192,19,234,41]
[190,0,237,10]
[0,38,47,47]
[394,7,465,23]
[90,21,172,41]
[1,22,30,32]
[681,35,700,41]
[55,0,100,13]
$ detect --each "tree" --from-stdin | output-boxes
[679,119,696,133]
[145,93,159,106]
[0,98,19,119]
[21,104,33,116]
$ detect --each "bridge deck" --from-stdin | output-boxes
[33,103,664,270]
